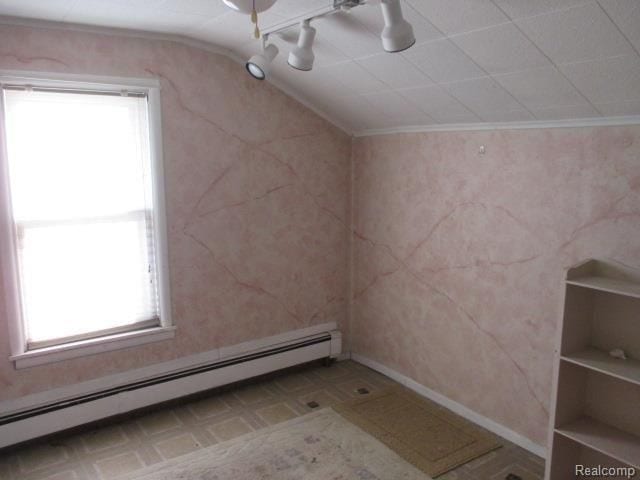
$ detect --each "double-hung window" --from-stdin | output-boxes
[0,73,173,368]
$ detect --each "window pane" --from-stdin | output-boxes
[20,216,156,343]
[3,88,159,345]
[4,90,152,222]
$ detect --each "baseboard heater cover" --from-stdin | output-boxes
[0,329,341,449]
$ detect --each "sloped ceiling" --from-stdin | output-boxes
[0,0,639,134]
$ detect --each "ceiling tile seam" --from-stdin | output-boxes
[398,2,447,42]
[62,0,80,20]
[488,0,602,119]
[402,39,537,120]
[595,0,640,60]
[352,57,436,97]
[490,0,594,23]
[394,85,476,121]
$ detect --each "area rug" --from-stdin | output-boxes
[119,407,431,480]
[333,386,502,477]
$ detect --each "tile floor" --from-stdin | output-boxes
[0,360,545,480]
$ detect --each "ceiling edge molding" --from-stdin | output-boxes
[354,115,640,137]
[0,15,354,136]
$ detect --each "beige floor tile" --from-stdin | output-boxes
[137,410,182,436]
[491,464,541,480]
[41,470,79,480]
[17,443,68,474]
[153,433,202,460]
[187,395,230,420]
[255,403,299,426]
[94,451,145,479]
[335,378,378,397]
[311,363,351,381]
[232,384,274,405]
[275,373,313,392]
[298,389,342,409]
[81,425,128,453]
[207,416,254,442]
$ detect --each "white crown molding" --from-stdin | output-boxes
[354,115,640,137]
[0,15,355,136]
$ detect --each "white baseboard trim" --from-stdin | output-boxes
[351,353,547,459]
[0,322,336,416]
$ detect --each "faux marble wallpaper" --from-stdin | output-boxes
[1,22,639,451]
[0,24,351,400]
[351,127,640,445]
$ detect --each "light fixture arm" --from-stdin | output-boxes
[258,0,363,40]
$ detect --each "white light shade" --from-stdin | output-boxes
[246,43,279,79]
[380,0,415,53]
[288,21,316,71]
[222,0,277,14]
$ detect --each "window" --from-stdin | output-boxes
[0,73,172,367]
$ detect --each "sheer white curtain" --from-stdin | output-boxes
[3,89,159,347]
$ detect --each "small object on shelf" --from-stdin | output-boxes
[609,348,627,360]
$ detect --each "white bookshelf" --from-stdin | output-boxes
[546,259,640,479]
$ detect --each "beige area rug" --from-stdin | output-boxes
[333,386,502,478]
[119,407,432,480]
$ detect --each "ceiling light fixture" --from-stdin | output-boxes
[380,0,415,53]
[288,20,316,71]
[245,0,416,80]
[246,43,279,80]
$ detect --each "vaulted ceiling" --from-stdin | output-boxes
[1,0,639,134]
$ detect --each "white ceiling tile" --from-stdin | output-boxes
[159,0,228,17]
[396,84,479,122]
[66,0,209,33]
[516,2,635,64]
[361,90,428,119]
[361,113,403,131]
[594,99,640,116]
[403,38,486,83]
[560,54,640,104]
[353,2,443,46]
[0,0,75,21]
[328,95,387,130]
[452,23,550,74]
[319,61,388,95]
[492,0,590,19]
[393,114,439,127]
[530,103,601,119]
[268,0,329,18]
[445,76,524,115]
[313,11,384,59]
[189,12,260,48]
[597,0,640,54]
[356,52,433,89]
[479,109,536,122]
[406,0,509,35]
[493,66,587,108]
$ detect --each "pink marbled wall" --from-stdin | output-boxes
[0,24,351,401]
[351,127,640,446]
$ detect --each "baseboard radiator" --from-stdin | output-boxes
[0,329,342,449]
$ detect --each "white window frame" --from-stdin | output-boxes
[0,70,174,369]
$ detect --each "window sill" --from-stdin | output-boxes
[10,326,176,369]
